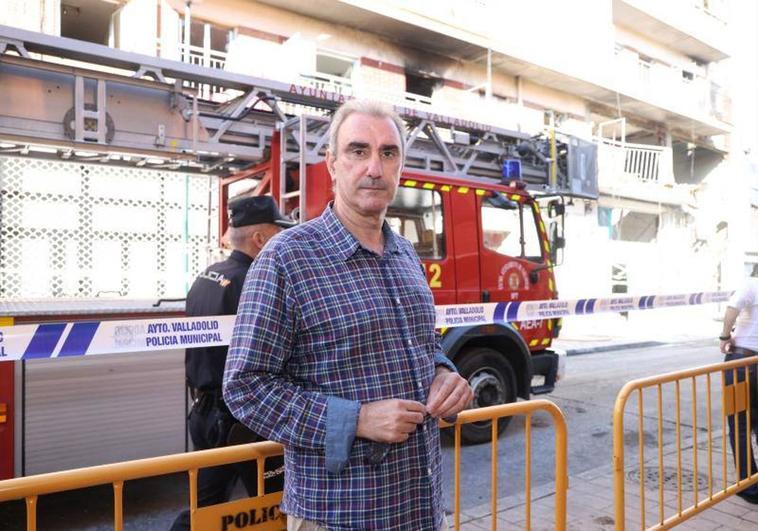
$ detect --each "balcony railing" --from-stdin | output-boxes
[177,43,227,100]
[176,42,227,70]
[298,72,355,97]
[597,139,674,186]
[296,73,434,111]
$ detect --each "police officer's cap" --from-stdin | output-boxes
[228,196,296,228]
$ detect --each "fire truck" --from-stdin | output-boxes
[0,25,597,478]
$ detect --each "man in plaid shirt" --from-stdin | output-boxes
[224,99,472,530]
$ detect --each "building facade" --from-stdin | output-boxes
[1,0,756,313]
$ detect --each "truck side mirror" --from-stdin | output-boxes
[550,221,565,265]
[548,199,565,218]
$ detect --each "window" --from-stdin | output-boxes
[386,187,445,259]
[481,195,542,261]
[405,71,439,99]
[180,18,232,59]
[61,1,119,45]
[316,52,355,78]
[299,51,357,96]
[179,17,231,53]
[598,208,659,243]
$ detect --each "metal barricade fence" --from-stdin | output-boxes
[613,355,758,530]
[444,400,568,531]
[0,440,285,531]
[0,400,568,530]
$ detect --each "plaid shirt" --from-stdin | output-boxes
[224,204,454,530]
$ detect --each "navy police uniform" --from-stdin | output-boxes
[185,249,251,392]
[171,196,292,531]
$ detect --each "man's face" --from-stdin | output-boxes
[326,112,403,218]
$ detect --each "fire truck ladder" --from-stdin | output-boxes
[0,24,577,220]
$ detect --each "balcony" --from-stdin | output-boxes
[614,46,730,128]
[294,72,544,132]
[613,0,730,62]
[597,139,693,205]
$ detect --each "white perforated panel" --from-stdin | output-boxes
[0,155,219,300]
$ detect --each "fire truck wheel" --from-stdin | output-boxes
[455,347,517,445]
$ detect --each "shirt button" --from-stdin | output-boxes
[407,339,413,346]
[394,297,401,305]
[427,467,432,476]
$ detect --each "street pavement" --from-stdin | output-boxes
[457,416,758,531]
[459,311,758,530]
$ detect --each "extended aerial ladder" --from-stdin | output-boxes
[0,24,597,225]
[0,24,601,455]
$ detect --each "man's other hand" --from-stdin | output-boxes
[426,368,473,420]
[356,399,426,443]
[720,337,735,354]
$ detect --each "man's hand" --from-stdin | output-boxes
[720,337,735,354]
[356,399,426,443]
[426,368,473,420]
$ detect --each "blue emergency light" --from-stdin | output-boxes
[501,159,522,180]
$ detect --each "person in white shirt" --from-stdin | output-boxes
[719,267,758,504]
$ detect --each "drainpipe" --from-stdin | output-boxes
[183,1,191,64]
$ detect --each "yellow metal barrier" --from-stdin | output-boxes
[444,399,568,531]
[0,400,568,530]
[0,440,284,531]
[613,355,758,530]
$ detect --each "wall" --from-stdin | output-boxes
[0,0,59,35]
[615,25,701,70]
[159,0,592,131]
[381,0,617,89]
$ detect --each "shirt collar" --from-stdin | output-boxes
[321,203,401,261]
[229,249,254,266]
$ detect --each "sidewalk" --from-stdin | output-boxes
[457,308,758,529]
[457,465,758,530]
[552,308,721,355]
[458,431,758,530]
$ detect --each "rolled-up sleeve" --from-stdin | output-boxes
[433,330,457,373]
[223,247,361,472]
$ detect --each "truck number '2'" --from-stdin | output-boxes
[422,263,442,288]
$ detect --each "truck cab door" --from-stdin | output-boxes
[387,183,456,304]
[478,193,554,349]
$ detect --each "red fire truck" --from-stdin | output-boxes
[221,134,571,444]
[0,24,597,479]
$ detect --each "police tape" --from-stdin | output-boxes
[434,290,732,327]
[0,290,732,361]
[0,316,237,362]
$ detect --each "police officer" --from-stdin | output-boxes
[170,195,294,531]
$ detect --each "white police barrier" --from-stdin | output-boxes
[0,290,732,361]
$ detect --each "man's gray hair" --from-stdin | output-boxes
[328,99,406,158]
[228,225,254,249]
